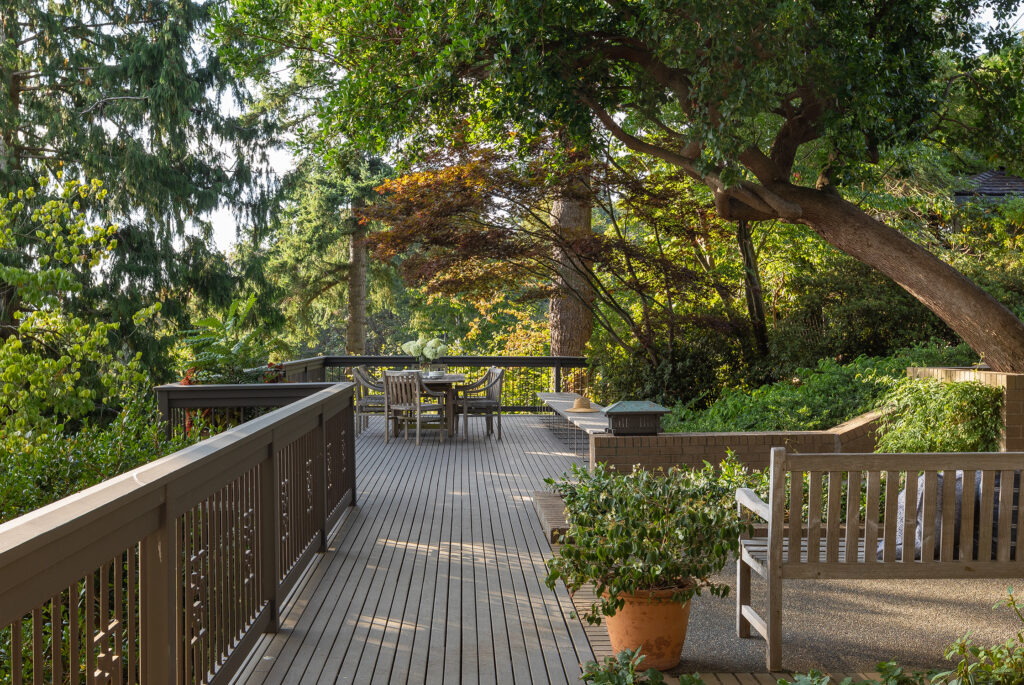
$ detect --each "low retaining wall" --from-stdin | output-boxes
[906,366,1024,451]
[586,364,1024,471]
[589,410,881,471]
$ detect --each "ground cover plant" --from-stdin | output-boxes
[580,648,665,684]
[663,344,979,433]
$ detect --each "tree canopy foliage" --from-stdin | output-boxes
[218,0,1024,371]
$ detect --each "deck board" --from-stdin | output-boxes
[232,415,590,685]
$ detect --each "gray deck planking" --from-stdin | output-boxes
[232,415,591,685]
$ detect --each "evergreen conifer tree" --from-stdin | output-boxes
[1,0,275,374]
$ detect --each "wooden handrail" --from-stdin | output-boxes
[0,382,357,684]
[278,354,588,369]
[154,382,337,437]
[273,355,591,411]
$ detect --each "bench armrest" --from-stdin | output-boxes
[736,488,770,521]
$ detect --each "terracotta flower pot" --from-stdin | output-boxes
[604,588,692,671]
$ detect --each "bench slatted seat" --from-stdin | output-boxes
[737,447,1024,671]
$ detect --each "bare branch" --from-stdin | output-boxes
[78,96,148,115]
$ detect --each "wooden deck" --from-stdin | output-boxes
[232,415,593,684]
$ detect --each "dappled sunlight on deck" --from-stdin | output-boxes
[231,415,590,685]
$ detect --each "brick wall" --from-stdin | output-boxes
[906,367,1024,451]
[831,410,881,452]
[585,363,1024,472]
[589,410,882,471]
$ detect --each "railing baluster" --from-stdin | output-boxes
[317,412,328,551]
[260,442,281,633]
[12,619,22,685]
[70,583,80,685]
[51,593,62,685]
[31,607,41,685]
[86,570,95,682]
[141,499,178,685]
[128,550,137,685]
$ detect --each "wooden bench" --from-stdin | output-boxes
[736,447,1024,670]
[537,391,607,458]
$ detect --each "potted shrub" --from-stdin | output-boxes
[545,461,749,671]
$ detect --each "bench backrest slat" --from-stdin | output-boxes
[806,471,823,564]
[921,471,937,562]
[959,468,976,562]
[882,471,899,563]
[863,470,881,564]
[787,471,803,562]
[1017,475,1024,563]
[845,470,861,563]
[825,471,842,563]
[978,470,996,557]
[771,450,1024,569]
[940,472,957,561]
[998,469,1015,562]
[901,472,918,563]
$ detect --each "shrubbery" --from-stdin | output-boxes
[663,343,978,433]
[178,294,285,384]
[0,394,200,523]
[875,378,1003,453]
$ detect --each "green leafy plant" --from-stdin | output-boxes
[580,648,666,684]
[931,590,1024,684]
[179,295,285,384]
[0,176,206,523]
[0,392,205,524]
[545,460,751,624]
[874,378,1003,453]
[664,344,978,433]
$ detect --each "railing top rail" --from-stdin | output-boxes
[775,449,1024,472]
[280,355,588,368]
[153,382,337,393]
[0,382,355,583]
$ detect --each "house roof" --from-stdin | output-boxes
[954,169,1024,201]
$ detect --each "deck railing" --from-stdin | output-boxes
[0,382,356,685]
[278,355,589,412]
[154,382,338,438]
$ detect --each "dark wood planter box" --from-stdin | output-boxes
[604,400,669,436]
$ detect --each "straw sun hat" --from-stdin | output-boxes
[564,397,601,413]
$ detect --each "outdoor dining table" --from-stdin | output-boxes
[391,372,466,437]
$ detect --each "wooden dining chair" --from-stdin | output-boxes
[383,371,446,445]
[352,365,386,434]
[455,367,504,440]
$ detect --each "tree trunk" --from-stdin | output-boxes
[784,185,1024,373]
[736,219,769,357]
[549,192,595,358]
[346,206,367,356]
